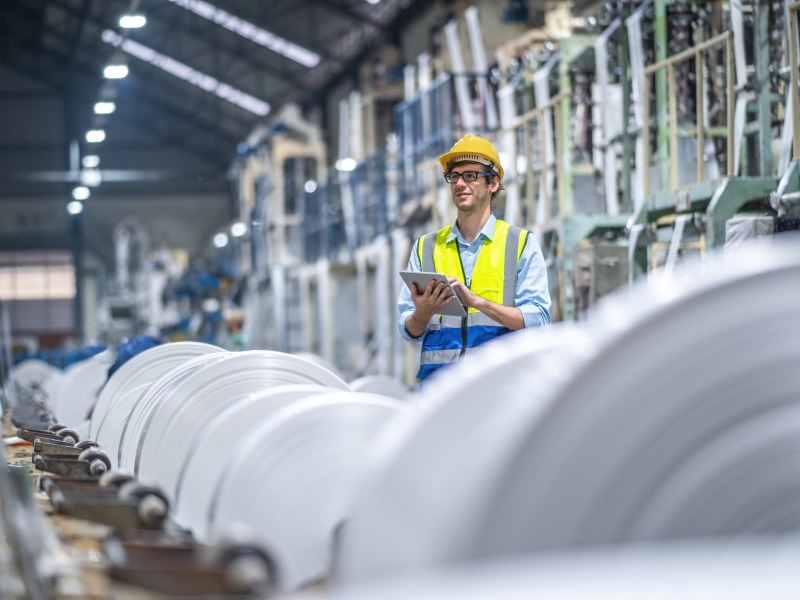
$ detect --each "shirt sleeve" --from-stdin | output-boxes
[516,233,552,327]
[397,239,425,342]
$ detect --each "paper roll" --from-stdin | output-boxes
[334,537,800,600]
[90,341,222,438]
[134,351,351,495]
[337,325,592,580]
[208,393,412,590]
[469,242,800,558]
[173,384,333,538]
[116,352,232,471]
[50,349,116,428]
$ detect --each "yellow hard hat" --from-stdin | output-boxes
[438,134,504,179]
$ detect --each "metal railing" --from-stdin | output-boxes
[395,74,455,211]
[350,150,390,247]
[505,92,568,223]
[642,31,734,196]
[300,183,347,263]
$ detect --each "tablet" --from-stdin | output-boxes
[400,271,467,317]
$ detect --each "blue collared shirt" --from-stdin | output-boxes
[398,215,551,341]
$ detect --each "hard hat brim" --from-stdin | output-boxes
[438,151,504,179]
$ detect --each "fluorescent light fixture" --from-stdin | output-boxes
[86,129,106,143]
[102,30,270,116]
[94,101,116,114]
[365,0,381,4]
[304,180,318,193]
[72,186,90,200]
[67,201,84,215]
[213,233,229,248]
[81,169,103,188]
[165,0,320,68]
[230,222,247,237]
[104,64,129,79]
[335,157,357,172]
[82,155,100,168]
[119,14,147,28]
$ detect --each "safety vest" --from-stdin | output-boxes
[416,219,528,381]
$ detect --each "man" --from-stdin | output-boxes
[397,134,551,382]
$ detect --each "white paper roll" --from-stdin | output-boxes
[89,341,222,438]
[116,352,232,471]
[334,538,800,600]
[348,375,410,401]
[337,325,593,580]
[134,351,351,494]
[50,349,116,428]
[9,359,60,395]
[173,384,333,537]
[468,242,800,558]
[208,393,412,590]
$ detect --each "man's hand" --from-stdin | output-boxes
[448,277,525,331]
[447,278,477,308]
[404,279,456,338]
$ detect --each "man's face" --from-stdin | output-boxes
[447,162,500,215]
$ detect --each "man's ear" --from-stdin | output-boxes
[489,176,501,193]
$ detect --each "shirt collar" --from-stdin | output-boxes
[448,213,497,245]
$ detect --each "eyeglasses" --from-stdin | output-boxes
[443,170,494,184]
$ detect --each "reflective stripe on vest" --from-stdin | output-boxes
[415,220,528,380]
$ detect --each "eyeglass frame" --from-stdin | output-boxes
[443,170,496,184]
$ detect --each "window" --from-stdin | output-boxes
[0,252,76,300]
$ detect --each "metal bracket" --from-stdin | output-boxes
[675,189,690,212]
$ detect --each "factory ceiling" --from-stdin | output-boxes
[0,0,427,263]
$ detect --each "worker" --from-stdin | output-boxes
[398,134,551,382]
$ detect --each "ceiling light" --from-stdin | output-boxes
[82,155,100,168]
[67,201,84,215]
[104,64,129,79]
[230,222,247,237]
[365,0,381,4]
[72,186,90,201]
[86,130,106,143]
[304,180,318,193]
[94,101,116,114]
[102,30,270,116]
[213,233,229,248]
[165,0,320,68]
[81,169,103,188]
[335,158,357,172]
[119,15,147,28]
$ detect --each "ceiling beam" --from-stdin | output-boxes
[311,0,385,31]
[6,0,254,140]
[20,0,259,132]
[307,0,430,106]
[0,49,234,168]
[148,0,333,81]
[0,2,248,157]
